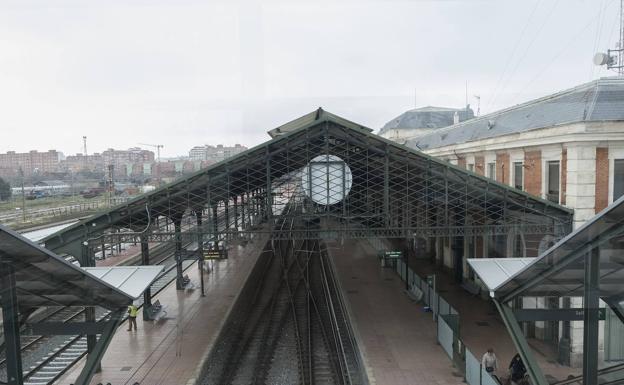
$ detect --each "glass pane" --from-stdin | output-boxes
[547,161,560,203]
[514,162,523,190]
[615,159,624,200]
[488,162,495,179]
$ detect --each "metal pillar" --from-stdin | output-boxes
[140,234,152,320]
[174,219,184,290]
[74,310,124,385]
[212,204,218,236]
[85,307,99,372]
[224,200,230,240]
[0,260,24,385]
[233,195,239,231]
[197,211,205,297]
[494,299,548,385]
[241,195,246,229]
[81,243,100,373]
[582,247,600,385]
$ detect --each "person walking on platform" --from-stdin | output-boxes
[127,303,138,331]
[482,348,498,374]
[508,353,527,385]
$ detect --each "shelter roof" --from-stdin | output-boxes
[0,224,161,310]
[469,195,624,305]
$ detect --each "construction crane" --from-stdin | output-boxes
[138,143,164,186]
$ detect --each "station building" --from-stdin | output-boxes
[381,77,624,367]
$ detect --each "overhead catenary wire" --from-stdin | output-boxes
[494,0,561,109]
[512,0,619,105]
[589,0,610,81]
[487,0,542,112]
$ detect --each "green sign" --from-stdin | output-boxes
[383,251,402,259]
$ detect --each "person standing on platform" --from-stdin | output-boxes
[482,348,498,374]
[127,303,138,331]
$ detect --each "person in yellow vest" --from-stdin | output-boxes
[127,303,138,331]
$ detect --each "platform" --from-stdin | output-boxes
[327,239,464,385]
[56,234,268,385]
[407,258,583,382]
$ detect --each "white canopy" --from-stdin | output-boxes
[83,266,164,299]
[467,258,534,296]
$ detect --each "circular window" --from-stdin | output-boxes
[301,155,353,205]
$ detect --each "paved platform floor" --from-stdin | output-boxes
[408,258,582,382]
[327,239,464,385]
[57,234,268,385]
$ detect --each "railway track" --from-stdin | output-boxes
[201,202,363,385]
[0,238,197,385]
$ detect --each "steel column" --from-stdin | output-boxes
[224,200,230,240]
[0,260,23,385]
[241,195,246,229]
[582,247,600,385]
[233,195,239,230]
[174,218,184,290]
[81,242,100,373]
[73,310,124,385]
[140,234,152,319]
[197,211,205,297]
[212,204,218,238]
[494,299,548,385]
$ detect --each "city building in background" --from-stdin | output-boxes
[0,150,64,178]
[378,105,475,142]
[102,147,155,170]
[188,144,247,162]
[62,153,104,173]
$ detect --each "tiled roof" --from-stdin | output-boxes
[407,77,624,150]
[378,106,474,135]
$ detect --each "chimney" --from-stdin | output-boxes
[453,111,460,125]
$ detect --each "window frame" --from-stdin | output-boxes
[546,160,561,204]
[513,161,524,190]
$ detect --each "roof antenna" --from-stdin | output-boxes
[465,80,468,108]
[474,95,481,116]
[594,0,624,75]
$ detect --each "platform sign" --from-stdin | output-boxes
[203,250,222,260]
[380,251,402,259]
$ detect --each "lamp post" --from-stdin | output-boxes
[19,166,25,223]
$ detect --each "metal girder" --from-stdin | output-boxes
[73,309,125,385]
[493,299,549,385]
[84,222,564,246]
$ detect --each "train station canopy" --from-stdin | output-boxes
[469,195,624,313]
[0,224,163,310]
[41,108,573,259]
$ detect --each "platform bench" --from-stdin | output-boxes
[146,299,168,321]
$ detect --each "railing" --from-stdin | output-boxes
[0,197,131,226]
[367,238,502,385]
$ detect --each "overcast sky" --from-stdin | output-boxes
[0,0,620,157]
